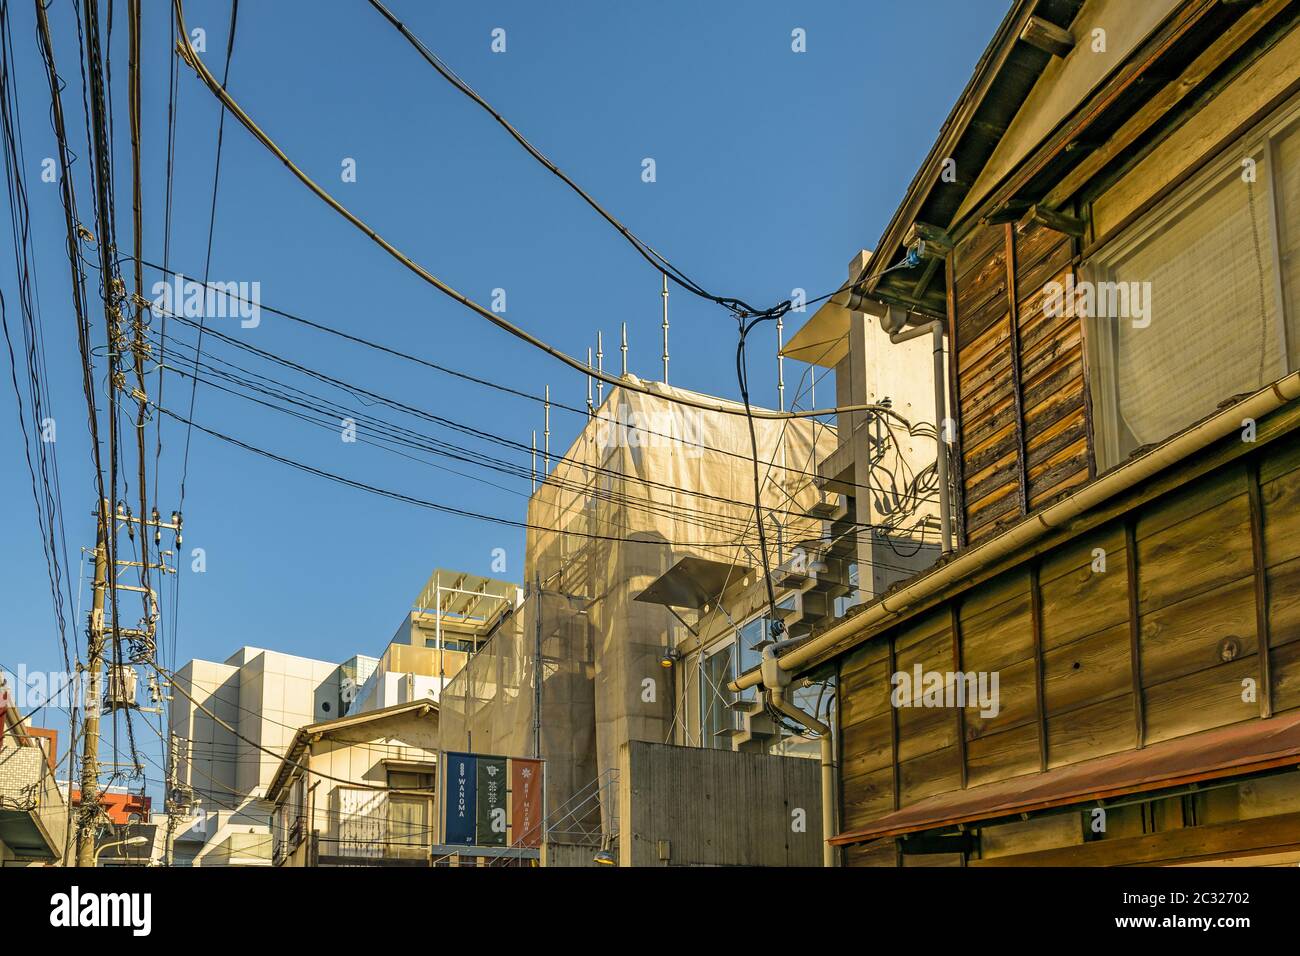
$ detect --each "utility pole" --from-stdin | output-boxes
[163,731,178,866]
[75,500,180,867]
[75,498,109,867]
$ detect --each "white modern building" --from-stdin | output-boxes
[167,646,366,866]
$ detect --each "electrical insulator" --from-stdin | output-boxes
[125,507,134,540]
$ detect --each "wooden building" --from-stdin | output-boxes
[752,0,1300,866]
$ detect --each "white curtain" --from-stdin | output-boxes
[1278,119,1300,371]
[1109,161,1284,452]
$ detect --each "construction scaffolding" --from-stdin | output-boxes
[438,587,598,841]
[440,380,836,846]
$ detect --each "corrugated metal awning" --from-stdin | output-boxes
[832,712,1300,846]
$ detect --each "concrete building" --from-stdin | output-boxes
[168,646,358,866]
[266,699,439,866]
[348,570,519,715]
[785,249,951,600]
[0,693,67,866]
[439,380,868,864]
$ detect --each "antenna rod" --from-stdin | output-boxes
[531,430,537,491]
[777,314,786,411]
[596,331,604,405]
[621,322,628,377]
[586,348,594,417]
[661,272,670,384]
[544,385,551,473]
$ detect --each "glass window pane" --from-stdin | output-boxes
[1275,117,1300,369]
[388,796,427,848]
[699,643,736,749]
[1091,156,1284,467]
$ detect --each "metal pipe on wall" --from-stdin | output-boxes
[768,684,836,867]
[888,319,952,554]
[732,369,1300,693]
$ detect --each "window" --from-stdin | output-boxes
[738,616,768,664]
[386,768,435,790]
[1086,101,1300,470]
[387,796,428,851]
[699,642,736,749]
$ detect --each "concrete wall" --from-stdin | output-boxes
[541,839,602,867]
[170,646,348,865]
[617,741,822,866]
[836,252,944,597]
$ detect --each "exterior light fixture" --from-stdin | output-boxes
[659,647,680,668]
[593,831,617,866]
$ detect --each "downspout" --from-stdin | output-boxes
[733,369,1300,694]
[760,648,837,867]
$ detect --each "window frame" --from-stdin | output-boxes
[1084,94,1300,472]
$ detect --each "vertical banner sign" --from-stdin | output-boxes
[511,758,543,848]
[444,752,477,846]
[477,756,508,846]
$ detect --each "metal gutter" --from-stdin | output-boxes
[732,371,1300,691]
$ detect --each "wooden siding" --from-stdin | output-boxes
[949,217,1089,545]
[837,432,1300,856]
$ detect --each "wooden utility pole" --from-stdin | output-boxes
[163,731,178,866]
[76,497,110,867]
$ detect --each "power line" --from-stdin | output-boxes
[168,0,894,424]
[125,258,939,507]
[146,655,436,795]
[365,0,766,317]
[141,316,904,534]
[176,0,238,512]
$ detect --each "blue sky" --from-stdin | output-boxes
[1,0,1007,793]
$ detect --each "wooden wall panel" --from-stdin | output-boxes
[949,214,1092,547]
[1136,494,1254,611]
[965,722,1040,788]
[840,765,895,832]
[1042,622,1132,716]
[1272,641,1300,714]
[838,640,895,829]
[959,573,1033,673]
[953,223,1018,544]
[843,838,897,867]
[1263,440,1300,662]
[1140,576,1259,687]
[1144,657,1259,745]
[834,435,1300,857]
[1014,218,1089,509]
[1039,525,1129,650]
[1268,555,1300,653]
[899,746,961,806]
[1046,693,1137,768]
